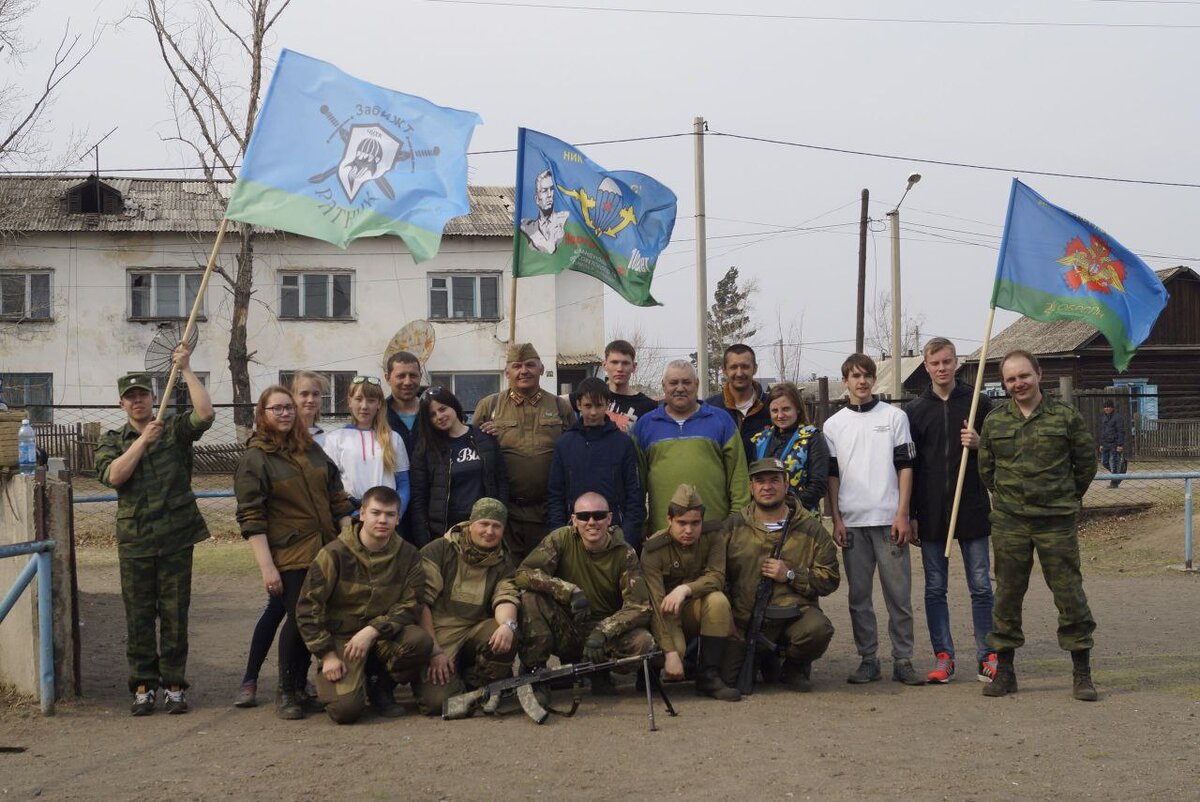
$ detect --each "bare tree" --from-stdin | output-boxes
[865,291,925,359]
[771,309,805,385]
[134,0,291,424]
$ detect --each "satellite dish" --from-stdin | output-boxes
[145,321,199,375]
[384,319,436,370]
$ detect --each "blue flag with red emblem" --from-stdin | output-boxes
[992,178,1169,371]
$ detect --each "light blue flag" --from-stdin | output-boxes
[226,49,482,260]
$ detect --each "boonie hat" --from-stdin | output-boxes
[117,372,154,397]
[748,457,787,477]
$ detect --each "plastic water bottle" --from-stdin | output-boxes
[18,418,37,475]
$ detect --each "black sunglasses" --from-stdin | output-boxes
[573,510,611,522]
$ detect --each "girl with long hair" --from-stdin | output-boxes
[749,382,830,515]
[234,385,353,719]
[292,370,330,446]
[410,386,508,546]
[321,376,410,515]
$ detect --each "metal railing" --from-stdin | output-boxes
[0,539,56,714]
[1095,471,1195,570]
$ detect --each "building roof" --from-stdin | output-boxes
[873,354,925,397]
[0,175,515,237]
[557,353,602,367]
[966,266,1191,360]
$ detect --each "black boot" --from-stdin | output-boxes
[781,659,813,693]
[695,637,742,701]
[367,673,406,718]
[1071,649,1099,701]
[982,649,1017,697]
[276,689,304,720]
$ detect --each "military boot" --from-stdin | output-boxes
[367,673,406,718]
[695,636,742,702]
[781,659,813,693]
[1071,649,1099,702]
[276,689,304,720]
[982,649,1017,698]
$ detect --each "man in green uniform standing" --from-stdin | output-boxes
[979,350,1099,701]
[516,491,656,695]
[474,343,576,562]
[641,484,741,702]
[93,346,213,716]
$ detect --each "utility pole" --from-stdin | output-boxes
[693,116,709,398]
[888,173,921,400]
[855,188,868,355]
[777,338,785,384]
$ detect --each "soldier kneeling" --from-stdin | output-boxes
[297,486,432,723]
[414,499,521,715]
[723,458,841,692]
[516,492,656,696]
[641,484,741,701]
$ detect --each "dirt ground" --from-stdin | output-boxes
[2,509,1198,801]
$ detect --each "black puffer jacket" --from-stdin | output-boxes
[410,425,508,547]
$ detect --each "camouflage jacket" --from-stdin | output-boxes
[234,434,353,572]
[515,525,651,640]
[296,524,424,658]
[420,524,519,655]
[93,410,213,558]
[979,397,1097,527]
[640,526,727,654]
[723,499,841,627]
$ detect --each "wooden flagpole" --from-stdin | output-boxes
[154,217,231,422]
[943,305,997,559]
[508,271,518,345]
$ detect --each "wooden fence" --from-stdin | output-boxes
[32,422,245,475]
[1137,419,1200,458]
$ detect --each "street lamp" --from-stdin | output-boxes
[886,172,921,400]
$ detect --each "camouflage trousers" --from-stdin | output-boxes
[721,607,835,685]
[414,619,518,716]
[987,525,1096,652]
[118,546,194,692]
[314,624,433,724]
[519,592,655,668]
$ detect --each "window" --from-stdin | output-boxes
[66,178,123,215]
[280,272,354,320]
[129,271,205,320]
[428,372,501,416]
[279,370,358,415]
[151,373,209,410]
[0,373,53,423]
[429,273,500,321]
[0,272,51,320]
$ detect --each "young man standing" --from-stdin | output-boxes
[979,350,1098,701]
[93,346,214,716]
[903,337,996,684]
[600,339,659,431]
[824,353,922,687]
[706,344,771,461]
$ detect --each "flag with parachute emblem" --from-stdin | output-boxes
[512,128,677,307]
[225,49,481,260]
[992,178,1169,371]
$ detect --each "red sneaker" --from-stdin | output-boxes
[926,651,955,684]
[978,652,998,683]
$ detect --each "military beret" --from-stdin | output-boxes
[469,497,508,526]
[669,483,704,510]
[117,372,154,397]
[505,342,540,363]
[748,457,787,477]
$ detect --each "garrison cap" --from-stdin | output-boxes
[117,372,154,397]
[505,342,540,363]
[748,457,787,477]
[469,497,508,526]
[669,483,704,510]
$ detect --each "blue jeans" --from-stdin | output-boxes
[920,537,994,662]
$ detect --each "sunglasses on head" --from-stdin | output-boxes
[352,376,381,386]
[421,385,446,401]
[573,510,611,522]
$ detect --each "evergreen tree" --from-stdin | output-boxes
[691,266,757,390]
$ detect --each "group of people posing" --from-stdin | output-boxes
[95,334,1100,722]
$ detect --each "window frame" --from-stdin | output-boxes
[0,271,52,321]
[278,271,356,321]
[128,270,207,321]
[0,372,54,423]
[427,371,502,417]
[151,372,209,410]
[428,272,502,322]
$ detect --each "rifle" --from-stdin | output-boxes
[736,503,796,695]
[443,650,677,730]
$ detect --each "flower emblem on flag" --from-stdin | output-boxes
[1057,235,1127,294]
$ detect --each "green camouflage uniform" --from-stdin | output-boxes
[414,524,520,715]
[296,525,433,724]
[515,524,655,666]
[472,390,575,562]
[979,396,1097,652]
[94,410,213,692]
[640,526,731,655]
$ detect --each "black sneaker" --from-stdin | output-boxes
[131,685,156,717]
[892,658,925,686]
[164,686,189,715]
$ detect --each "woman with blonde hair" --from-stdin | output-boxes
[749,381,829,515]
[234,384,353,719]
[291,370,330,445]
[321,376,410,515]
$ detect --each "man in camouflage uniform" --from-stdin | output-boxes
[979,350,1099,701]
[516,491,656,695]
[93,348,213,716]
[723,458,841,692]
[414,498,520,715]
[474,342,576,562]
[296,486,433,724]
[641,484,740,702]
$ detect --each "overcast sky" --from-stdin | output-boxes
[13,0,1200,379]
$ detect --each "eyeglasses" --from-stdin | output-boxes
[351,376,382,386]
[265,404,296,415]
[421,385,445,400]
[573,510,611,522]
